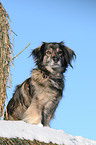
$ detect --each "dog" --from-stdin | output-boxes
[5,41,76,126]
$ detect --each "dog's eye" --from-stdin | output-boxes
[58,50,63,55]
[46,51,51,55]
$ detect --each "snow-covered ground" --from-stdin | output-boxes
[0,121,96,145]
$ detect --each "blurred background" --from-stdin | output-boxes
[1,0,96,140]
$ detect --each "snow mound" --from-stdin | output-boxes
[0,121,96,145]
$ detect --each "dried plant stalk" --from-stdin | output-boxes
[0,2,14,118]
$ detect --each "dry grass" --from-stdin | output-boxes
[0,2,14,118]
[0,137,59,145]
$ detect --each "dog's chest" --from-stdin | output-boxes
[31,69,63,104]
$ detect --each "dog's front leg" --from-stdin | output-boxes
[22,98,42,125]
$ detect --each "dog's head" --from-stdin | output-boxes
[32,42,76,73]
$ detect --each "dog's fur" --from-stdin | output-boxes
[5,42,76,126]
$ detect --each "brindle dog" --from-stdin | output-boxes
[5,42,76,126]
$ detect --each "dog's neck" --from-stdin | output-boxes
[45,66,63,78]
[37,65,64,80]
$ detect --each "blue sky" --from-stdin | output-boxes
[1,0,96,141]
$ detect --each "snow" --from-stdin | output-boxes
[0,121,96,145]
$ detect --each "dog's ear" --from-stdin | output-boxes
[60,42,76,68]
[32,42,46,65]
[64,46,76,68]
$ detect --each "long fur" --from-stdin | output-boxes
[5,42,76,126]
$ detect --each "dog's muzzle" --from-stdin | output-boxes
[53,56,59,63]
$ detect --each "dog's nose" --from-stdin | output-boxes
[53,56,59,62]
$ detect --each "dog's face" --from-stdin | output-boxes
[32,42,76,73]
[43,43,64,72]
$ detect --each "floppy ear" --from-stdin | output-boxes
[32,42,46,65]
[60,41,76,68]
[64,46,76,68]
